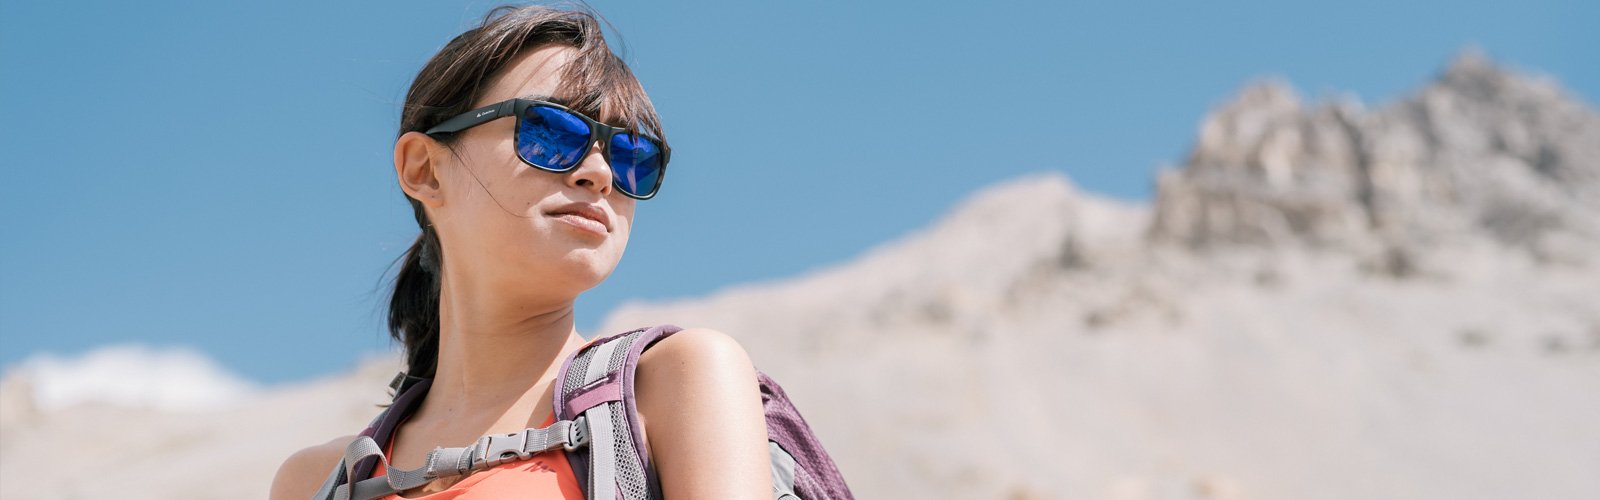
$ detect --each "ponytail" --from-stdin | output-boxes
[387,200,442,379]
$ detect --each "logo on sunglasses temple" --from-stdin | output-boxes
[475,110,496,118]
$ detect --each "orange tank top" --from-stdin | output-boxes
[372,411,584,499]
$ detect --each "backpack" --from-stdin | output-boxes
[311,324,854,500]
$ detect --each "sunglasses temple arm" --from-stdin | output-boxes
[422,100,518,135]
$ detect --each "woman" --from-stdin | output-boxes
[270,5,774,499]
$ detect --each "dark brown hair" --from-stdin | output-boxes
[387,3,664,380]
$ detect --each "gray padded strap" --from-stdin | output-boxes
[584,404,620,500]
[327,419,591,500]
[577,337,626,500]
[584,337,624,385]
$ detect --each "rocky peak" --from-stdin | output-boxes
[1436,47,1507,95]
[1149,49,1600,266]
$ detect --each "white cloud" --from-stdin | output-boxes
[3,344,259,412]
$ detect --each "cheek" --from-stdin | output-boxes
[608,208,635,251]
[612,201,636,235]
[612,214,634,245]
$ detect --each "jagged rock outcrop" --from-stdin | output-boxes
[1150,50,1600,267]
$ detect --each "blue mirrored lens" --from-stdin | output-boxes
[518,106,591,171]
[608,133,663,197]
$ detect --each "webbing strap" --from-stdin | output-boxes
[311,457,347,500]
[329,418,590,500]
[584,338,623,386]
[579,338,625,500]
[564,379,623,416]
[584,404,620,500]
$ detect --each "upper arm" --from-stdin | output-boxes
[269,435,354,500]
[635,327,772,500]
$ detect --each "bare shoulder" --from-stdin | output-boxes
[640,327,755,372]
[635,327,772,497]
[269,434,357,500]
[635,326,762,411]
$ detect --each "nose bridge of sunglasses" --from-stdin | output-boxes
[570,139,614,178]
[585,135,610,163]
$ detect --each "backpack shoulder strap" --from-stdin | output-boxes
[554,325,856,500]
[554,324,683,500]
[754,371,854,499]
[315,369,595,500]
[310,373,428,500]
[350,375,433,481]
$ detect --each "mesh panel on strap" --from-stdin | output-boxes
[611,399,650,499]
[564,345,597,404]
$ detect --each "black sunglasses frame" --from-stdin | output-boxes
[423,98,670,200]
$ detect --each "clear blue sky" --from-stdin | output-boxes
[1,0,1593,384]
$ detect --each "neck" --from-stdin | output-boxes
[420,267,586,425]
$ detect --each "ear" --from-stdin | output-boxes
[395,131,447,208]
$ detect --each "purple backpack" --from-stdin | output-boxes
[313,324,854,500]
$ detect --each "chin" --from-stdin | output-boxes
[549,254,618,287]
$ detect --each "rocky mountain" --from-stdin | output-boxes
[1151,50,1600,267]
[2,51,1596,500]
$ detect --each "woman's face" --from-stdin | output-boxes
[419,44,636,300]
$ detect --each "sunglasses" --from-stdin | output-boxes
[424,98,670,199]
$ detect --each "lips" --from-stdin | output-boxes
[546,202,611,232]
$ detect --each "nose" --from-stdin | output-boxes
[566,140,612,197]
